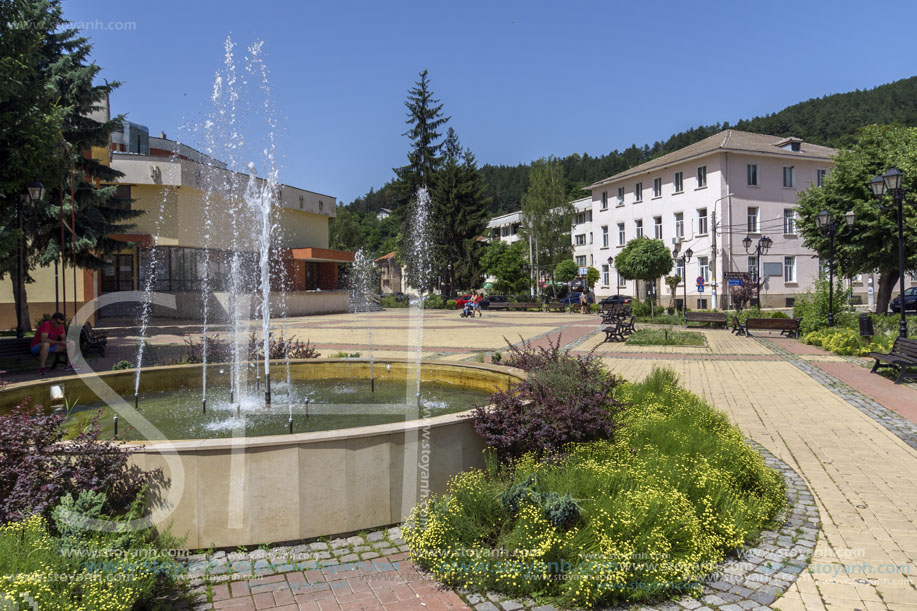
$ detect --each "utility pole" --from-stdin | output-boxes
[711,210,718,309]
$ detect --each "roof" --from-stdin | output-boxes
[587,130,837,189]
[375,252,396,262]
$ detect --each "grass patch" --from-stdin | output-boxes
[626,329,705,346]
[405,367,785,607]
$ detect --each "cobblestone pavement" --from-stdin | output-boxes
[82,312,917,610]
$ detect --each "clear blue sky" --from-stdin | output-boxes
[65,0,917,205]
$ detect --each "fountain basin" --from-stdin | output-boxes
[0,360,525,548]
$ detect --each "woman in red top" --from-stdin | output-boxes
[30,312,77,375]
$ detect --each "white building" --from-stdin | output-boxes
[486,211,524,244]
[571,197,593,270]
[585,130,836,309]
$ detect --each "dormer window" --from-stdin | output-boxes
[776,137,803,152]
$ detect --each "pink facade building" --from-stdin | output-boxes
[586,130,838,309]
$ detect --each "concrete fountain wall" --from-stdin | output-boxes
[1,360,524,549]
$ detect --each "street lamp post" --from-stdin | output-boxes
[672,244,693,324]
[742,235,773,308]
[869,167,910,338]
[16,182,45,338]
[815,209,855,327]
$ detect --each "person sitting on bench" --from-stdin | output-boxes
[31,312,77,375]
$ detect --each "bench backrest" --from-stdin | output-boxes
[891,337,917,359]
[745,318,799,329]
[686,312,726,322]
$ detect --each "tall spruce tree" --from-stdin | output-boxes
[393,70,449,290]
[431,128,490,298]
[0,0,142,328]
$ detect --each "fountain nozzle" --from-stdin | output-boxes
[133,393,139,410]
[113,414,118,437]
[265,373,271,406]
[371,376,375,393]
[288,416,293,434]
[202,398,207,414]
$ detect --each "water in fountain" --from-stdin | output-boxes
[350,248,379,390]
[405,187,434,410]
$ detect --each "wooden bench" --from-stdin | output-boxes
[742,317,801,339]
[508,302,542,311]
[486,302,510,311]
[545,301,566,312]
[869,337,917,384]
[0,337,66,369]
[80,322,108,357]
[684,311,728,329]
[601,306,631,325]
[731,315,747,336]
[602,316,636,343]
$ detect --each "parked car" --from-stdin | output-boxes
[890,287,917,313]
[560,291,595,307]
[480,295,508,309]
[455,295,474,308]
[599,295,633,306]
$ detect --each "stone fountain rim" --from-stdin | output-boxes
[0,358,527,453]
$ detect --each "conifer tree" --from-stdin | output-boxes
[0,0,142,328]
[431,128,490,298]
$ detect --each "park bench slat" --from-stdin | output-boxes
[684,312,728,329]
[742,317,801,339]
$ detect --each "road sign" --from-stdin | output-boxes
[728,279,744,287]
[697,285,704,293]
[696,276,705,286]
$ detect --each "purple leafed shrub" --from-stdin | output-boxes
[470,342,624,462]
[500,334,566,371]
[183,332,319,363]
[0,400,152,524]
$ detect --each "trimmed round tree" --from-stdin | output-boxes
[613,238,674,304]
[555,259,579,284]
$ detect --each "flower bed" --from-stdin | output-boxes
[404,364,785,608]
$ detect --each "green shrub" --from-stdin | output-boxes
[630,298,652,317]
[111,360,134,371]
[380,296,408,308]
[804,327,896,357]
[424,294,445,309]
[446,299,457,310]
[406,367,784,607]
[792,278,854,334]
[0,491,183,611]
[626,329,705,346]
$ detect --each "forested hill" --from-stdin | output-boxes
[347,76,917,217]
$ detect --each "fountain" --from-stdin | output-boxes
[0,37,527,548]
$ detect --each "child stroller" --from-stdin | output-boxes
[460,301,475,318]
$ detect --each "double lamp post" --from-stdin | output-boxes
[16,181,46,339]
[742,235,772,308]
[671,243,692,324]
[869,167,911,338]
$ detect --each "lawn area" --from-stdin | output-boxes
[625,328,705,346]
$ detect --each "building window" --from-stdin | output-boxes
[618,271,626,287]
[589,232,593,244]
[748,255,758,279]
[783,166,795,188]
[635,219,644,238]
[697,166,707,188]
[698,256,709,282]
[747,206,759,233]
[784,209,796,234]
[653,177,662,198]
[601,265,610,286]
[818,258,827,278]
[601,191,608,209]
[654,216,663,239]
[576,255,586,267]
[747,164,758,186]
[784,256,796,282]
[674,212,684,239]
[697,298,708,309]
[575,233,586,246]
[817,169,828,187]
[674,171,684,193]
[601,225,609,248]
[675,258,685,280]
[575,212,586,225]
[697,208,708,235]
[634,182,643,202]
[617,223,625,246]
[617,187,624,206]
[511,224,519,235]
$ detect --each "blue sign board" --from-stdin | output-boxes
[728,279,744,287]
[697,285,704,293]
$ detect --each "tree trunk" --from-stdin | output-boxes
[876,271,899,314]
[11,266,32,333]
